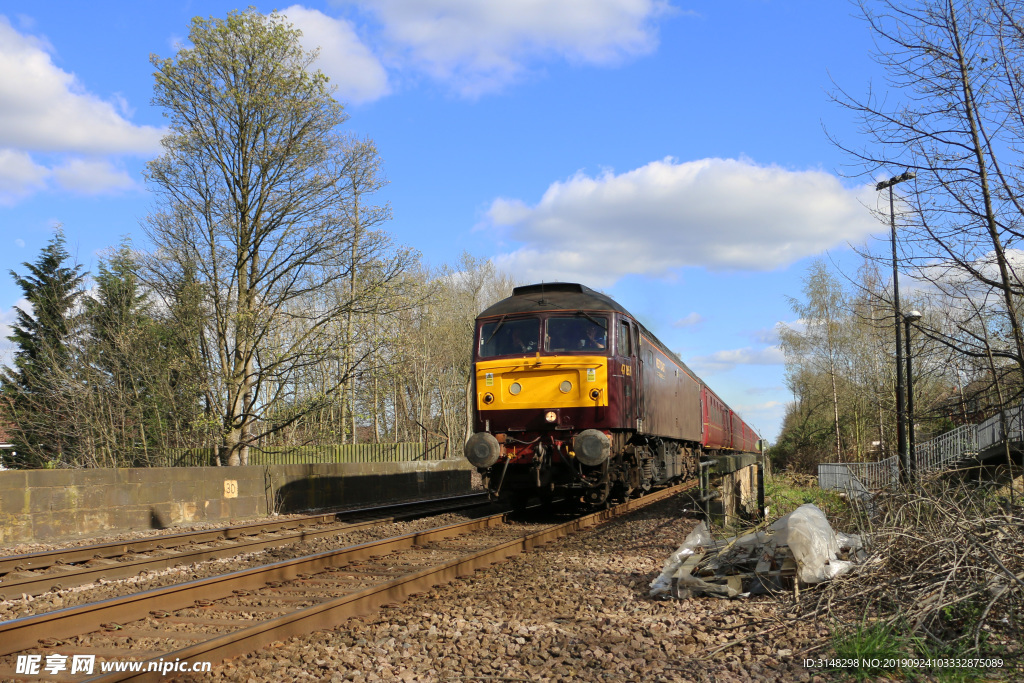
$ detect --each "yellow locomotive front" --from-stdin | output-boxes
[464,285,634,507]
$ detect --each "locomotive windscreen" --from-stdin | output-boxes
[478,318,540,357]
[545,315,607,353]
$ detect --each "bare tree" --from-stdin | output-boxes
[145,10,411,465]
[833,0,1024,390]
[781,259,849,461]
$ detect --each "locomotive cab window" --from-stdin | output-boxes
[478,318,540,357]
[618,320,631,356]
[545,315,608,353]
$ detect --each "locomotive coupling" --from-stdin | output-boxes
[573,429,611,466]
[465,432,501,468]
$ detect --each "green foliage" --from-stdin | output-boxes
[145,8,414,465]
[776,253,959,475]
[769,405,839,474]
[764,472,850,523]
[830,615,992,683]
[831,618,908,680]
[79,240,211,466]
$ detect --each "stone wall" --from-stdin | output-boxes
[708,453,764,529]
[717,463,762,527]
[0,459,474,545]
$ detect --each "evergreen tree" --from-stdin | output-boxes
[81,241,210,465]
[1,229,85,467]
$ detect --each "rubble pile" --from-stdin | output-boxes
[650,504,865,599]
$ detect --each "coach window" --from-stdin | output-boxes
[545,315,607,353]
[618,320,631,356]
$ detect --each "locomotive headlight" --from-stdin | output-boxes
[545,411,557,423]
[482,392,494,404]
[509,382,522,395]
[589,388,600,400]
[559,380,572,393]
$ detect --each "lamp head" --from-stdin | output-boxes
[876,171,917,191]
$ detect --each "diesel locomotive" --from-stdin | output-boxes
[463,283,761,508]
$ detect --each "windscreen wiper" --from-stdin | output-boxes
[483,314,507,345]
[577,310,606,329]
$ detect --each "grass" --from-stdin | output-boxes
[830,616,997,682]
[830,618,908,681]
[764,471,850,522]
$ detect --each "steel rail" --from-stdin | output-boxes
[0,494,492,598]
[92,483,692,682]
[0,483,691,681]
[0,513,512,657]
[0,493,489,575]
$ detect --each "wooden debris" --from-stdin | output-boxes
[668,536,863,599]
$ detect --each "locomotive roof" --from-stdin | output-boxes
[478,283,629,317]
[479,282,699,381]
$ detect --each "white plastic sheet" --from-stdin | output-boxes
[649,521,711,597]
[769,503,855,583]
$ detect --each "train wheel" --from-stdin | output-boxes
[584,481,611,507]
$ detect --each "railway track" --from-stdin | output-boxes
[0,493,491,600]
[0,483,693,682]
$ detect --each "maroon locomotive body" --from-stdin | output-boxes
[464,283,761,507]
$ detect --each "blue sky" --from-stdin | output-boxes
[0,1,896,442]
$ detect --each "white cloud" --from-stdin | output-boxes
[688,345,786,374]
[488,157,880,286]
[672,312,705,329]
[0,149,47,205]
[920,249,1024,290]
[0,16,163,154]
[348,0,671,95]
[14,239,25,247]
[751,319,803,345]
[733,400,785,414]
[51,158,138,194]
[0,16,164,204]
[281,6,390,104]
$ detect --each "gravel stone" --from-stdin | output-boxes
[163,496,823,682]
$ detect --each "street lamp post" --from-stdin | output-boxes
[904,310,922,481]
[876,171,916,483]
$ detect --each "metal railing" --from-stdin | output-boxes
[818,455,898,495]
[818,462,875,501]
[976,402,1024,452]
[819,408,1002,495]
[820,399,1024,496]
[914,423,978,473]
